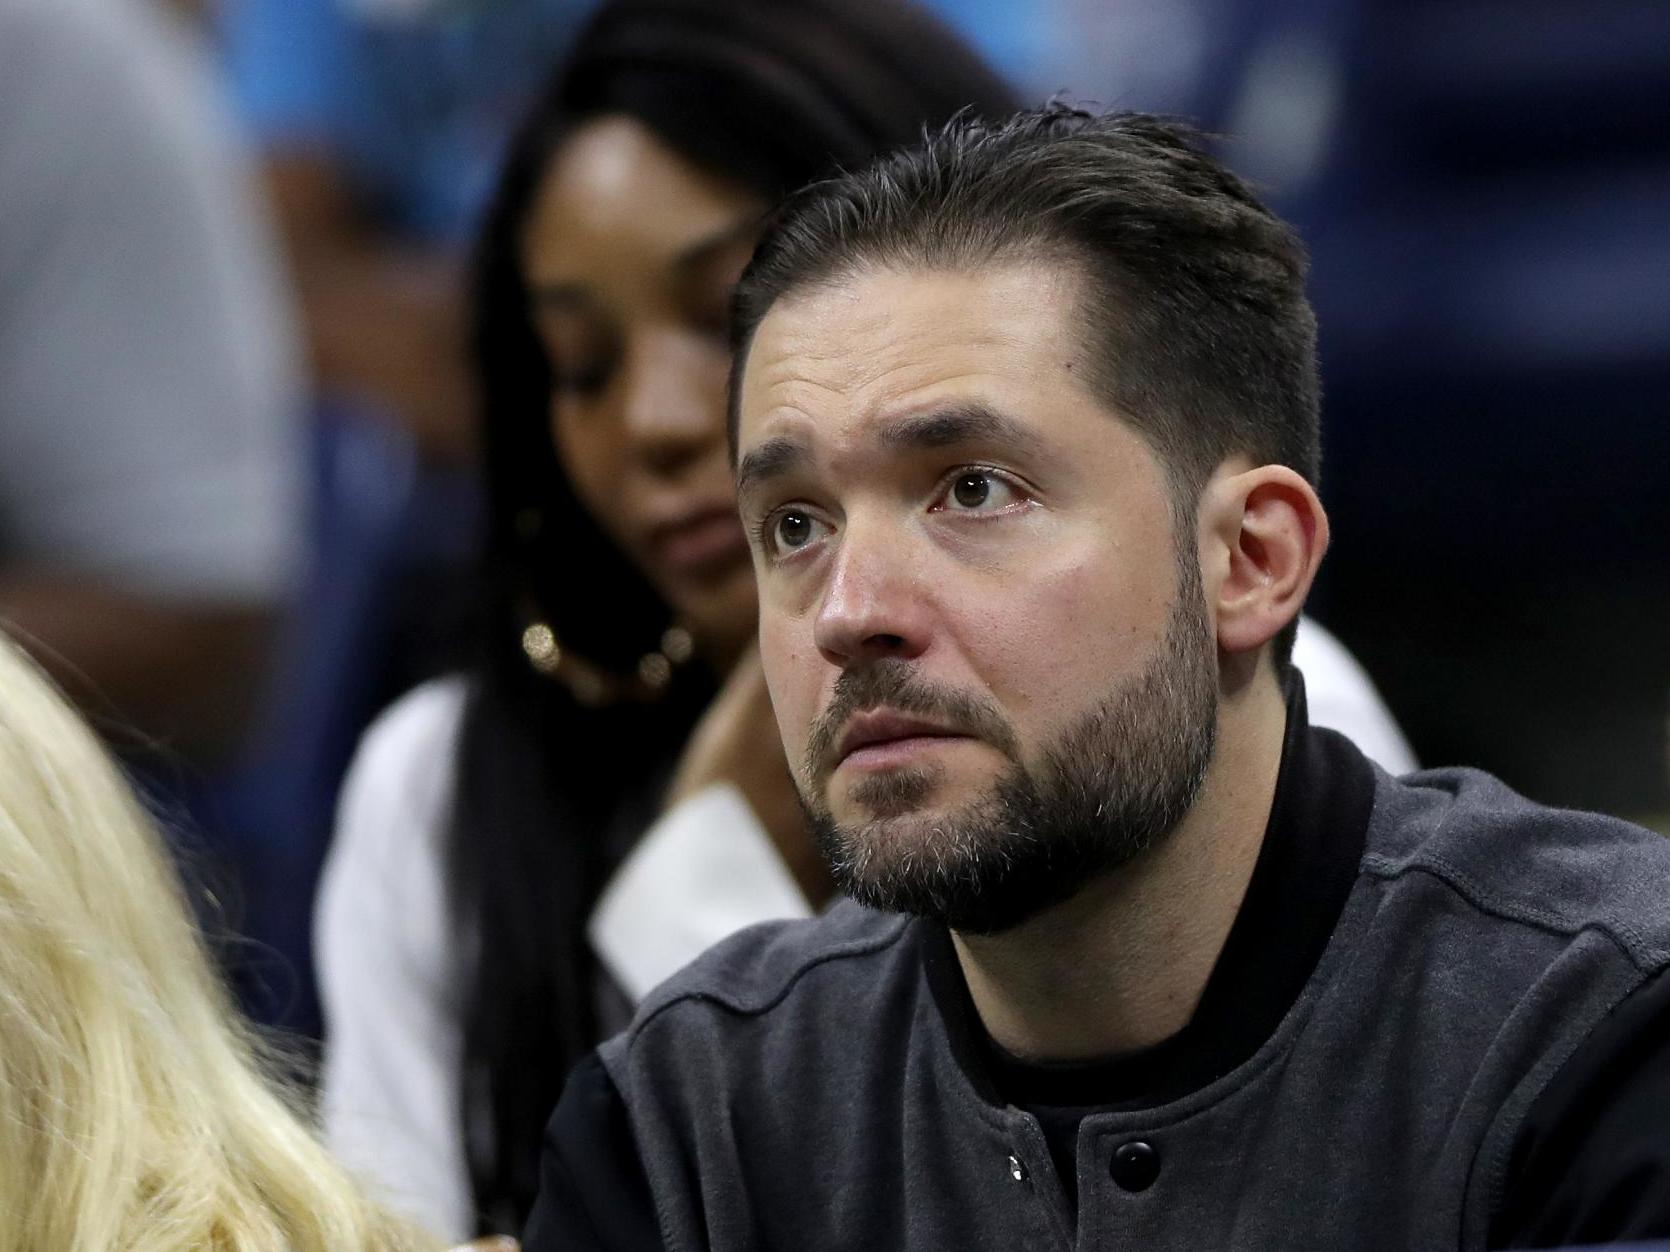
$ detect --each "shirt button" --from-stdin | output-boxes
[1110,1140,1160,1192]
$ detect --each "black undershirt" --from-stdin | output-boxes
[524,675,1670,1250]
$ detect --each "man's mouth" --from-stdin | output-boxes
[835,709,973,772]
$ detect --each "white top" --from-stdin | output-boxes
[316,616,1415,1238]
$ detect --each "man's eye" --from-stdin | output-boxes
[768,509,828,554]
[937,469,1023,513]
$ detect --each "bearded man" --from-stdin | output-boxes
[523,108,1670,1251]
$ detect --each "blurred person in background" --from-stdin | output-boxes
[0,629,436,1250]
[216,0,601,734]
[216,0,595,468]
[315,0,1411,1241]
[0,0,303,768]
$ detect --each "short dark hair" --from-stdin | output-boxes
[728,104,1321,662]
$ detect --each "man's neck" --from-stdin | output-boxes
[951,671,1289,1063]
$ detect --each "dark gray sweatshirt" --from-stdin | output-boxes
[529,724,1670,1250]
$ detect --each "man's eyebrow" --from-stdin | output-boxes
[878,403,1044,456]
[735,435,809,498]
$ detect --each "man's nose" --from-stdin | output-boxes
[812,516,932,665]
[618,327,722,475]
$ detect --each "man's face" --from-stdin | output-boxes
[734,261,1218,933]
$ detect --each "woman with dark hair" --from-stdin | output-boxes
[315,0,1414,1241]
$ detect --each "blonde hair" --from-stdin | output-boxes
[0,632,437,1251]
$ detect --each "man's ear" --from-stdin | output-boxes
[1200,464,1329,657]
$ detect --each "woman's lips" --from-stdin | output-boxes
[654,508,750,578]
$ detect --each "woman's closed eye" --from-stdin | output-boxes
[532,298,619,398]
[549,357,614,396]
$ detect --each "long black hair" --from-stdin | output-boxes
[455,0,1019,1229]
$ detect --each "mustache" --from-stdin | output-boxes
[804,658,1019,782]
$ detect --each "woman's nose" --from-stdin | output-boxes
[617,326,725,474]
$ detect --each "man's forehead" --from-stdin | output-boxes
[736,262,1083,451]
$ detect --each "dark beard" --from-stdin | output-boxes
[801,551,1218,935]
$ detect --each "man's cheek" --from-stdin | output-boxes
[985,562,1163,715]
[759,625,813,766]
